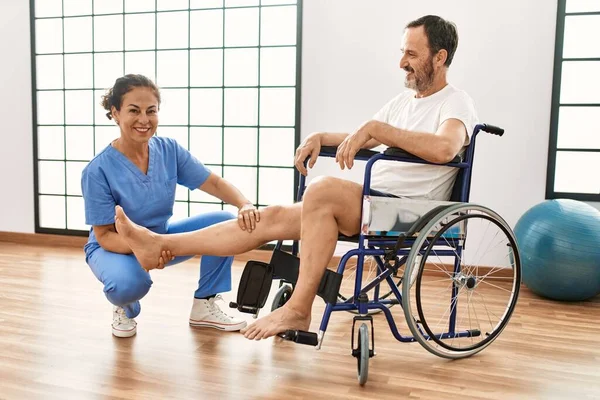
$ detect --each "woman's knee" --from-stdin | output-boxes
[103,268,153,306]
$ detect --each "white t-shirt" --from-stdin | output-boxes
[370,84,478,200]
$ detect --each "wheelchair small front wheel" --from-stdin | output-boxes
[271,284,293,311]
[356,323,369,386]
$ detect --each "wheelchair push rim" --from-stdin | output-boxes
[402,203,521,359]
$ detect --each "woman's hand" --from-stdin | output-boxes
[156,250,175,270]
[238,202,261,233]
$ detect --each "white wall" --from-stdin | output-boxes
[0,0,558,234]
[302,0,558,228]
[0,0,35,233]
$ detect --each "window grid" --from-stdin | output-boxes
[34,4,298,21]
[31,0,302,235]
[36,44,298,57]
[546,0,600,201]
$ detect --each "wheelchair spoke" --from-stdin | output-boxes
[474,291,505,328]
[466,230,509,275]
[428,283,469,337]
[477,254,518,280]
[449,289,475,349]
[467,290,480,346]
[477,279,514,293]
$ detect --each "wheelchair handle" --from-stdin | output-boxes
[480,123,504,136]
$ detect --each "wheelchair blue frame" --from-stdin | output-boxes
[287,123,504,347]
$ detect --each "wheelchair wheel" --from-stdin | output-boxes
[337,256,402,315]
[271,284,293,311]
[357,323,369,386]
[402,203,521,359]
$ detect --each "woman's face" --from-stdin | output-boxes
[111,86,159,144]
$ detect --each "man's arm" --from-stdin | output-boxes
[319,132,381,149]
[295,131,382,175]
[363,119,467,164]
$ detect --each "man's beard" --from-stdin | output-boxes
[404,58,435,92]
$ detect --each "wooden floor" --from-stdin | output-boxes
[1,242,600,400]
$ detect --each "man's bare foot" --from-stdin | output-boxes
[240,304,311,340]
[115,206,164,271]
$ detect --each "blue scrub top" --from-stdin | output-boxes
[81,136,211,258]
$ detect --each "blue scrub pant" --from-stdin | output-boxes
[86,211,235,318]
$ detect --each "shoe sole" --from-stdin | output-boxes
[189,320,247,332]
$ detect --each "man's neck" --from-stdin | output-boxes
[415,74,448,98]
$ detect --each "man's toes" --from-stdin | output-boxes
[243,326,257,339]
[248,331,260,340]
[262,329,276,340]
[254,329,265,340]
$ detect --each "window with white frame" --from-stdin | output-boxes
[547,0,600,200]
[32,0,301,234]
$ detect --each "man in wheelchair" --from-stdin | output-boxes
[114,15,478,340]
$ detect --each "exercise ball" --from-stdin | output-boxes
[514,199,600,301]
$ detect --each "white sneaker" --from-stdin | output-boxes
[189,295,247,331]
[112,306,137,338]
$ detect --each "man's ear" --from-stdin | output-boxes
[436,49,448,67]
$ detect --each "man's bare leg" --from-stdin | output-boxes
[241,176,363,340]
[115,204,302,270]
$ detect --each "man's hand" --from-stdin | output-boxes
[335,123,373,170]
[238,202,261,232]
[294,133,322,176]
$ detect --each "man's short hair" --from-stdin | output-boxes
[406,15,459,67]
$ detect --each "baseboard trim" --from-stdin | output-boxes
[0,231,88,248]
[0,231,276,263]
[0,232,514,278]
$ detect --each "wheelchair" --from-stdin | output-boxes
[230,123,521,385]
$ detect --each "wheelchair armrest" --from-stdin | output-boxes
[320,146,379,161]
[383,147,463,164]
[318,146,462,164]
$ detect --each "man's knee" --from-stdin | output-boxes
[261,204,287,222]
[304,176,362,236]
[303,176,340,204]
[104,269,153,306]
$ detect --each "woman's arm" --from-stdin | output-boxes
[198,173,259,232]
[199,173,252,209]
[94,223,132,254]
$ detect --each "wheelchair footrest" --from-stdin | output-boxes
[228,302,260,315]
[232,249,345,318]
[278,330,318,346]
[271,249,343,305]
[230,260,273,315]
